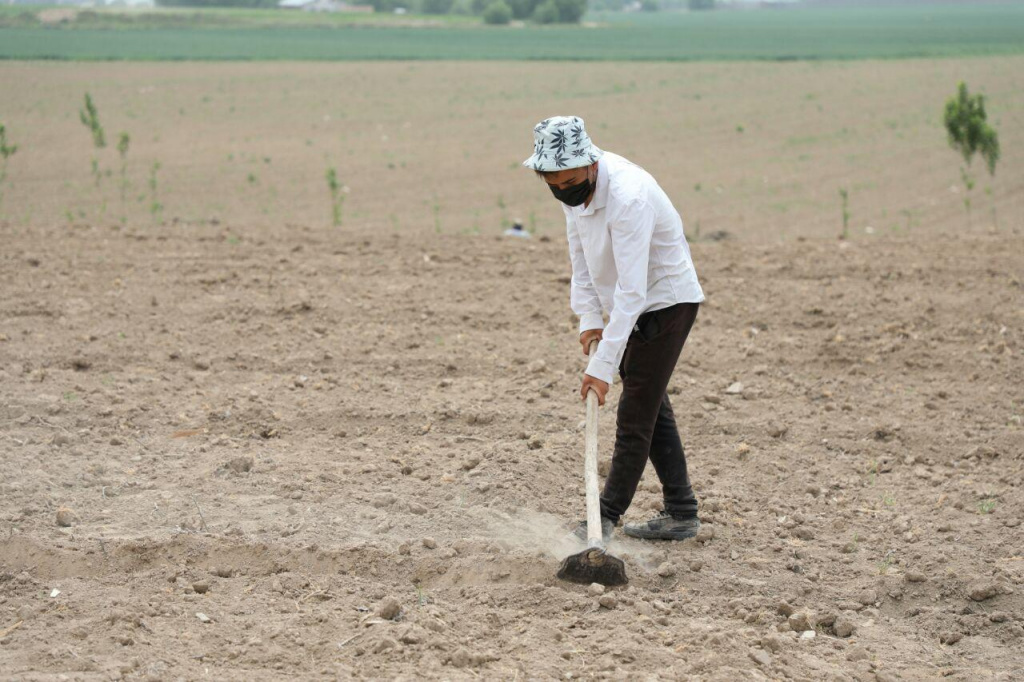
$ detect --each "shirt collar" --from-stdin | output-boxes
[573,158,608,217]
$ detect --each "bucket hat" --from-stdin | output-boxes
[522,116,604,172]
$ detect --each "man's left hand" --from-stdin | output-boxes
[580,374,609,406]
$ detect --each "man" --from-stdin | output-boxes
[522,116,705,542]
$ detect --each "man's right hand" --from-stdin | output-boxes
[580,329,603,355]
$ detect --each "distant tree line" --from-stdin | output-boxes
[590,0,714,9]
[155,0,280,7]
[368,0,586,22]
[155,0,713,15]
[153,0,591,23]
[481,0,587,23]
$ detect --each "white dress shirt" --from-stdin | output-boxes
[564,152,705,385]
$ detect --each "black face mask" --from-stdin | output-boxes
[549,176,593,207]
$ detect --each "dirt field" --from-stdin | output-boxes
[1,59,1023,680]
[1,218,1021,679]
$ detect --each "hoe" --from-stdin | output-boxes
[557,340,628,587]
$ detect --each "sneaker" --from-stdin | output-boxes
[623,513,700,541]
[570,517,615,544]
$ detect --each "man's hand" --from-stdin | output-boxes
[580,329,603,355]
[580,374,609,406]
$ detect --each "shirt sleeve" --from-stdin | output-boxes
[566,211,604,335]
[585,198,655,385]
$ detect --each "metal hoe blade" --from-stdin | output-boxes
[557,547,628,587]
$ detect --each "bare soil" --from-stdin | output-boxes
[0,59,1022,241]
[1,218,1022,680]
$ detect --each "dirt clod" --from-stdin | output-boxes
[398,626,424,645]
[857,589,877,606]
[940,631,962,645]
[968,583,998,602]
[226,456,253,474]
[55,507,77,527]
[449,647,498,668]
[376,596,402,621]
[749,648,771,668]
[834,614,857,638]
[694,524,715,543]
[373,637,397,654]
[788,612,814,633]
[761,635,784,653]
[847,646,870,662]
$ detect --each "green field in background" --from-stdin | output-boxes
[1,3,1023,61]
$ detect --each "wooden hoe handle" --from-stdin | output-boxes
[584,339,603,549]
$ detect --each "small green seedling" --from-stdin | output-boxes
[79,93,105,148]
[900,208,915,232]
[959,167,975,221]
[865,459,879,486]
[0,122,17,211]
[79,93,106,188]
[838,188,850,240]
[496,193,509,228]
[943,82,999,227]
[117,132,130,222]
[977,498,997,514]
[148,161,162,223]
[325,167,346,227]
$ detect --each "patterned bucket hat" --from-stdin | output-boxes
[522,116,604,172]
